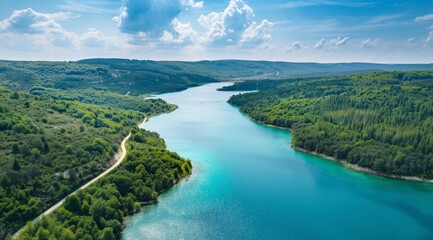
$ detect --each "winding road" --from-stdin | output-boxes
[13,117,147,238]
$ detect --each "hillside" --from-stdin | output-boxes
[0,86,176,238]
[15,129,192,240]
[226,71,433,179]
[0,60,217,96]
[78,59,433,80]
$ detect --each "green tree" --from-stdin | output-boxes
[36,227,50,240]
[31,148,41,159]
[12,159,20,172]
[99,227,115,240]
[13,124,30,134]
[81,200,90,215]
[66,145,73,154]
[20,144,31,156]
[10,92,19,99]
[64,195,81,214]
[60,228,75,240]
[11,143,20,154]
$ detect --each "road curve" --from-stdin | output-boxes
[12,117,147,238]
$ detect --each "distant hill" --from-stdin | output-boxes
[0,60,217,96]
[77,59,433,80]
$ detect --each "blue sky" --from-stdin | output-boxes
[0,0,433,62]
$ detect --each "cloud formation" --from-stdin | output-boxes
[78,28,123,49]
[329,36,349,48]
[0,8,79,48]
[160,18,197,44]
[415,14,433,22]
[241,20,273,46]
[359,38,379,48]
[313,39,326,49]
[182,0,204,8]
[0,8,77,34]
[286,41,305,52]
[197,0,272,46]
[0,8,122,51]
[113,0,182,36]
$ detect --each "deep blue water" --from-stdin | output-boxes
[123,83,433,240]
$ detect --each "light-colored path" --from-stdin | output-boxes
[12,117,148,238]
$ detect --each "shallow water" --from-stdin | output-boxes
[123,82,433,240]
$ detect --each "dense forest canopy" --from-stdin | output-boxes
[0,60,217,96]
[0,59,209,239]
[0,86,180,238]
[226,71,433,179]
[15,129,192,240]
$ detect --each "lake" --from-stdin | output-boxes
[123,82,433,240]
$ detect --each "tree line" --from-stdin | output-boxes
[13,129,192,240]
[227,71,433,178]
[0,86,179,238]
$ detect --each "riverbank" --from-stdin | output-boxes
[293,146,433,183]
[247,115,433,183]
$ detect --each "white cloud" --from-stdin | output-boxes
[0,8,124,51]
[197,0,272,47]
[113,0,182,36]
[240,20,273,46]
[78,28,124,49]
[286,41,305,52]
[79,28,106,47]
[0,8,79,48]
[112,0,205,46]
[160,18,197,44]
[329,36,349,48]
[359,39,379,48]
[197,12,225,44]
[0,8,77,34]
[313,39,326,49]
[415,14,433,22]
[182,0,204,8]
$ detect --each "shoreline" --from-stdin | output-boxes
[138,116,148,127]
[292,146,433,183]
[248,116,433,183]
[120,112,193,234]
[120,170,192,235]
[13,109,187,239]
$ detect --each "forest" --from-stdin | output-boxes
[14,129,192,240]
[0,60,216,96]
[0,59,210,239]
[227,71,433,179]
[0,83,182,239]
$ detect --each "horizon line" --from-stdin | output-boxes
[1,58,433,65]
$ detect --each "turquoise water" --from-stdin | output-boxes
[123,83,433,240]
